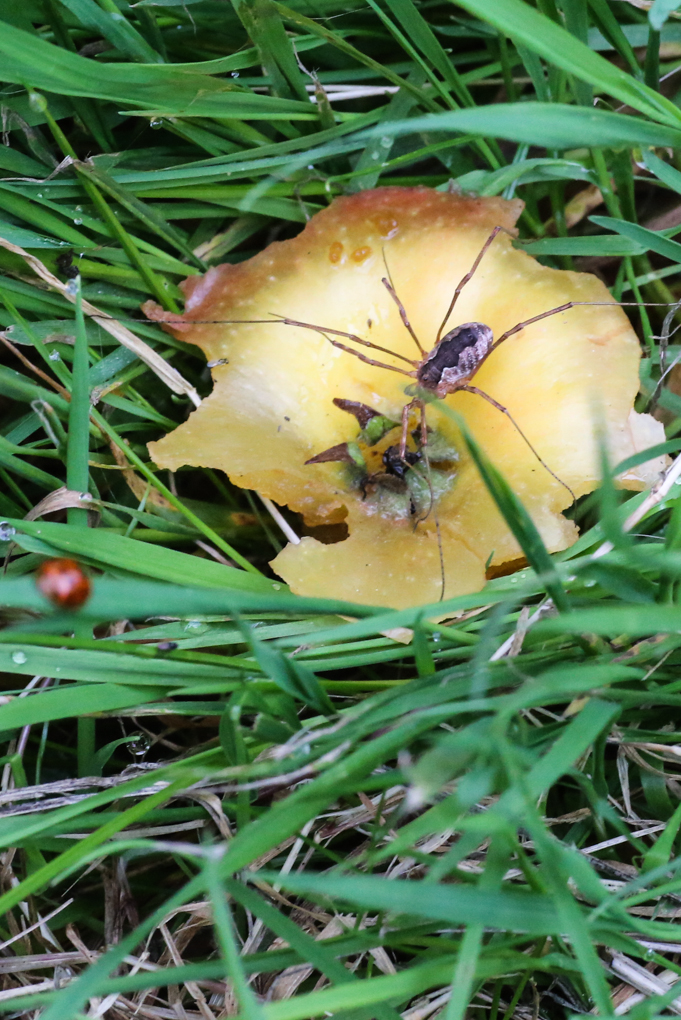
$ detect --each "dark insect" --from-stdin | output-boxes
[157,641,178,652]
[382,444,420,480]
[36,558,91,609]
[56,250,79,280]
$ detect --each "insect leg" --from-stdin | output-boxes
[319,332,415,376]
[276,316,418,366]
[399,399,420,459]
[459,384,576,505]
[381,276,426,355]
[173,313,419,368]
[488,301,578,353]
[437,224,511,344]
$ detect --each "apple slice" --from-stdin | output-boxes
[145,187,665,609]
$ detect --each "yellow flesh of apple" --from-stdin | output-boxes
[147,188,665,609]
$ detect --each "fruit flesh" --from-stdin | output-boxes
[145,187,666,609]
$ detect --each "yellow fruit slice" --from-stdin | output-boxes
[145,187,665,609]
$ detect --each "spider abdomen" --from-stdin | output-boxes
[417,322,493,397]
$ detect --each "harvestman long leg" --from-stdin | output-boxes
[399,398,428,460]
[149,299,667,333]
[436,224,512,343]
[489,301,577,354]
[273,316,418,370]
[460,385,576,504]
[314,330,414,376]
[206,314,419,372]
[380,249,426,356]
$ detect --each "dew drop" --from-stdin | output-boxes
[184,620,207,633]
[584,579,596,588]
[150,119,163,129]
[231,71,240,78]
[12,651,27,665]
[380,135,393,147]
[128,733,151,758]
[49,350,61,362]
[53,965,74,989]
[432,632,441,643]
[272,583,281,590]
[73,218,83,225]
[0,522,16,541]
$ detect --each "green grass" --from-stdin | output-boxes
[3,0,681,1016]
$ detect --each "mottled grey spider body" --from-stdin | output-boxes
[416,322,494,398]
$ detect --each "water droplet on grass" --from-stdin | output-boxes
[128,733,151,757]
[12,651,27,664]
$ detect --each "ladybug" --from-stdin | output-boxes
[36,558,91,609]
